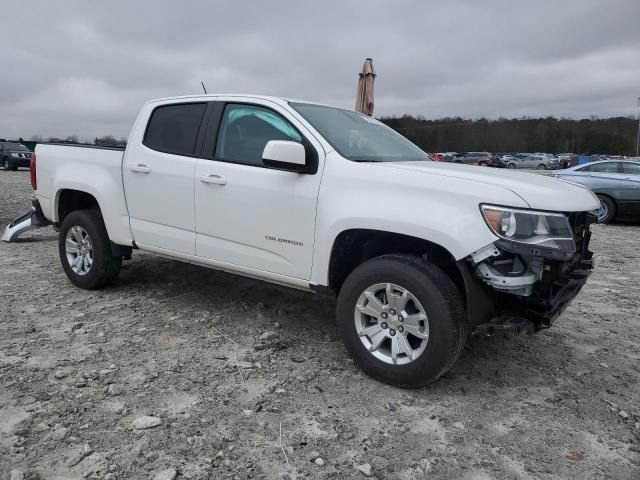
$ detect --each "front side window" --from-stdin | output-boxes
[144,103,206,156]
[215,104,302,166]
[580,162,620,173]
[622,162,640,175]
[290,103,429,162]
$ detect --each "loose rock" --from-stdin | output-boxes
[153,468,177,480]
[133,416,162,430]
[259,330,279,341]
[64,444,94,467]
[106,383,123,396]
[357,463,373,476]
[51,426,69,441]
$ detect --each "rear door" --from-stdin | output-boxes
[618,162,640,217]
[194,99,324,280]
[123,102,209,254]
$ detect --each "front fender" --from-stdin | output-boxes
[308,154,522,287]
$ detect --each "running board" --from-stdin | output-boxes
[1,200,51,242]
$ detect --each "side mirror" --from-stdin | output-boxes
[262,140,306,171]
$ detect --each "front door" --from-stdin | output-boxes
[194,101,324,280]
[123,102,208,254]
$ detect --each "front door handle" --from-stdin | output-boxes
[200,174,227,185]
[129,164,151,174]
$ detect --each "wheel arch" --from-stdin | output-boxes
[56,189,133,257]
[56,188,101,224]
[323,228,496,327]
[327,229,461,295]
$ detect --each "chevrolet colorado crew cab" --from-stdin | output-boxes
[27,94,599,387]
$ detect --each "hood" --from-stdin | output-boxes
[372,161,600,212]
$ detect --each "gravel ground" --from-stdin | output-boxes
[1,169,639,480]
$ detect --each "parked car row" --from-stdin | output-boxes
[431,151,570,169]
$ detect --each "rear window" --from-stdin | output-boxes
[143,103,206,156]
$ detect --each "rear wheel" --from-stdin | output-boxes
[507,163,516,169]
[336,255,467,388]
[58,210,122,289]
[478,161,488,167]
[594,195,615,224]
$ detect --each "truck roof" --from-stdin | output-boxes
[147,94,333,108]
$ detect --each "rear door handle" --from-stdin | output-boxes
[129,164,151,174]
[200,174,227,185]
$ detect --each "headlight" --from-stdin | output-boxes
[481,205,575,253]
[10,153,19,157]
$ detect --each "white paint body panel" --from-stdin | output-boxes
[34,94,600,291]
[34,144,132,246]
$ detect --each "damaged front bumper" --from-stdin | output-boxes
[1,199,52,242]
[468,211,596,334]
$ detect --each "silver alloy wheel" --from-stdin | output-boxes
[65,226,93,275]
[593,201,609,223]
[354,283,429,365]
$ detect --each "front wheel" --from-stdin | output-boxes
[336,255,467,388]
[507,163,516,169]
[594,195,615,224]
[58,210,122,289]
[537,164,546,170]
[3,158,10,171]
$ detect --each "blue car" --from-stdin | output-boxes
[550,159,640,223]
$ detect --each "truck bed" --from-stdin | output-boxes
[34,142,133,245]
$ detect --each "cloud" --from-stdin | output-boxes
[1,0,639,139]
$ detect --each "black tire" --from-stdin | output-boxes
[507,163,516,169]
[336,254,467,388]
[595,195,616,224]
[537,164,546,170]
[58,210,122,289]
[478,161,488,167]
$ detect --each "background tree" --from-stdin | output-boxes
[380,116,638,155]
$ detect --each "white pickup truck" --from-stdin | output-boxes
[11,94,600,387]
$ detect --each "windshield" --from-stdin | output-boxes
[3,143,29,151]
[290,103,429,162]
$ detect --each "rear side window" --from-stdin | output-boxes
[144,103,206,156]
[580,162,620,173]
[622,163,640,175]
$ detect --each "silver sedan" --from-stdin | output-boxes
[550,159,640,223]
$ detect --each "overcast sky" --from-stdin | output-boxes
[1,0,639,140]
